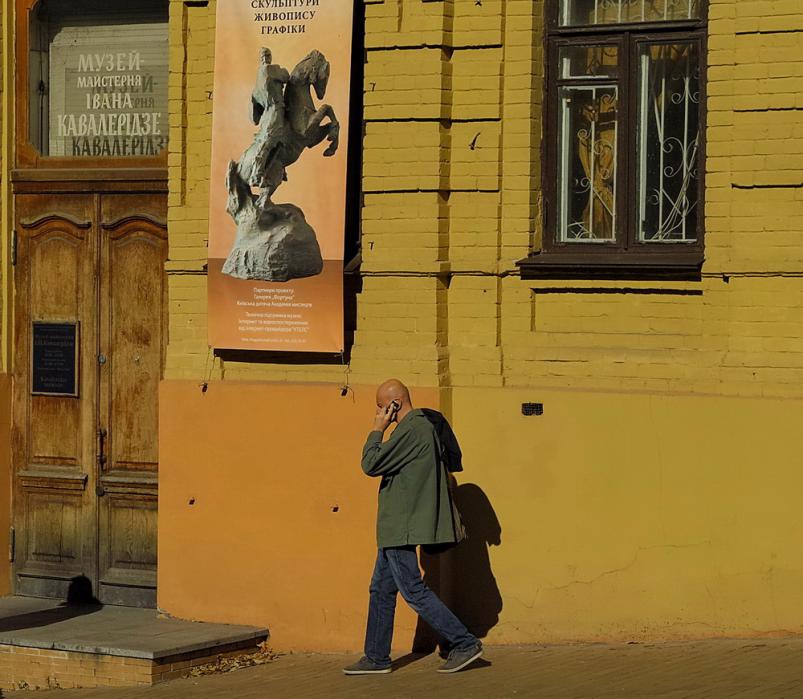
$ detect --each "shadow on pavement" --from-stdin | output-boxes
[391,652,430,671]
[392,652,492,673]
[460,658,492,672]
[0,576,102,634]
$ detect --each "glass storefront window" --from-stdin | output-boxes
[29,0,169,158]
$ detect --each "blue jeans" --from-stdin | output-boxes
[364,546,478,666]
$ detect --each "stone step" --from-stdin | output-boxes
[0,596,269,690]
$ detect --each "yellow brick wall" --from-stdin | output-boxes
[166,0,541,389]
[161,0,803,646]
[167,0,803,395]
[165,0,215,380]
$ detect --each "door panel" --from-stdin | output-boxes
[103,220,166,472]
[98,493,158,606]
[28,221,89,469]
[27,491,81,563]
[97,198,167,606]
[12,196,97,598]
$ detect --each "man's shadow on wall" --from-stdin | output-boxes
[412,482,503,658]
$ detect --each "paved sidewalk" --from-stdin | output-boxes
[10,638,803,698]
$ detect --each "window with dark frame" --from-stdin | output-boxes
[519,0,707,280]
[27,0,169,159]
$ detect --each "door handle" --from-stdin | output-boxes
[97,428,108,469]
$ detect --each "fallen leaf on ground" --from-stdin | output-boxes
[189,641,281,677]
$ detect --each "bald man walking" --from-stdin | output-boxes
[343,380,483,675]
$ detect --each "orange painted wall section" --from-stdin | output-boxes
[0,374,10,596]
[158,380,440,651]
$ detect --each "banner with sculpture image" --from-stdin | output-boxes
[208,0,352,351]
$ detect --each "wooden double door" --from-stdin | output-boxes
[11,191,167,607]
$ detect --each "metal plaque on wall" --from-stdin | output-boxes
[31,322,80,397]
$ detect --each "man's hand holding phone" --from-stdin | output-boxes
[373,400,400,433]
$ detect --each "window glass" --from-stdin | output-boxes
[559,45,619,79]
[558,85,618,241]
[636,42,700,242]
[29,0,169,158]
[560,0,700,26]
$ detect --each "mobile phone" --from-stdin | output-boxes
[389,400,401,417]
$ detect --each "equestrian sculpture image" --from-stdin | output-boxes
[223,48,339,281]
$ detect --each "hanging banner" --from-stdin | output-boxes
[208,0,352,351]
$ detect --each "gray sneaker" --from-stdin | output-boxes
[437,642,483,673]
[342,656,392,675]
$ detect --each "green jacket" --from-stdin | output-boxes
[362,409,460,548]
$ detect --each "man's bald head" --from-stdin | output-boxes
[376,379,412,415]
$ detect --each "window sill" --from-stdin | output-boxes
[12,168,168,183]
[517,251,703,281]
